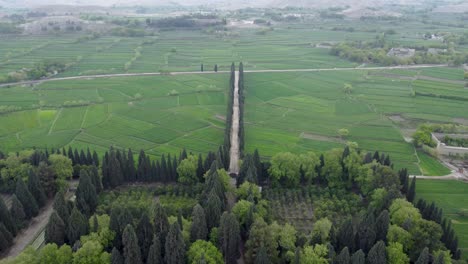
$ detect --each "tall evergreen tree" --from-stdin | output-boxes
[415,247,429,264]
[367,241,386,264]
[205,189,222,231]
[335,247,350,264]
[407,176,416,203]
[75,170,98,216]
[102,151,110,188]
[67,206,89,244]
[153,202,169,250]
[92,150,99,167]
[375,210,389,242]
[110,207,123,250]
[196,154,204,182]
[165,222,185,264]
[351,249,365,264]
[123,224,142,264]
[219,212,241,264]
[9,194,26,230]
[136,212,153,263]
[147,235,162,264]
[0,223,13,252]
[53,191,70,225]
[190,204,208,242]
[337,218,354,252]
[27,169,47,207]
[86,148,93,165]
[111,247,124,264]
[127,149,136,182]
[89,165,102,193]
[45,211,66,245]
[0,197,16,235]
[15,178,39,219]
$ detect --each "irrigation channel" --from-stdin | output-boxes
[228,70,240,175]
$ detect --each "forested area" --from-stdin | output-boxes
[0,143,463,263]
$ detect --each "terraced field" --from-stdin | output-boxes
[0,74,228,158]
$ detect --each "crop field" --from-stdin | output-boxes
[417,180,468,257]
[0,73,228,158]
[244,68,467,175]
[417,150,452,176]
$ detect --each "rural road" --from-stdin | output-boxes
[4,200,54,259]
[228,70,240,175]
[0,64,450,88]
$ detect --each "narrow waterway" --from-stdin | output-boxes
[228,71,240,175]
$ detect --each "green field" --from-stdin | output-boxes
[0,74,229,158]
[243,69,468,175]
[417,151,452,176]
[417,180,468,257]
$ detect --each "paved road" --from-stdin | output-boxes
[0,64,450,88]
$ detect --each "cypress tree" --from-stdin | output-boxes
[160,155,167,182]
[367,241,386,264]
[165,222,185,264]
[434,253,445,264]
[67,206,89,244]
[75,170,98,216]
[111,247,124,264]
[110,207,123,250]
[172,156,178,182]
[351,249,365,264]
[27,169,47,207]
[196,154,204,182]
[80,150,87,165]
[0,223,13,252]
[86,148,93,165]
[123,224,142,264]
[205,189,222,231]
[137,150,146,181]
[45,211,66,245]
[127,149,136,182]
[102,151,110,188]
[92,150,99,167]
[415,247,429,264]
[335,247,350,264]
[74,149,81,164]
[214,64,218,72]
[89,165,102,193]
[337,218,354,252]
[53,191,70,225]
[15,178,39,219]
[375,210,389,242]
[68,146,74,164]
[10,194,26,230]
[407,176,416,203]
[119,208,134,234]
[153,202,169,250]
[219,212,241,264]
[147,235,162,264]
[136,212,153,263]
[92,214,99,233]
[255,245,270,264]
[0,196,16,235]
[190,204,208,242]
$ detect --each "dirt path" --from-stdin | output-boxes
[4,200,54,259]
[228,71,240,175]
[410,171,468,180]
[0,64,450,88]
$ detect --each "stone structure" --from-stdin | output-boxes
[432,133,468,158]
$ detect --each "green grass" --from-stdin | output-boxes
[417,150,451,176]
[417,179,468,259]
